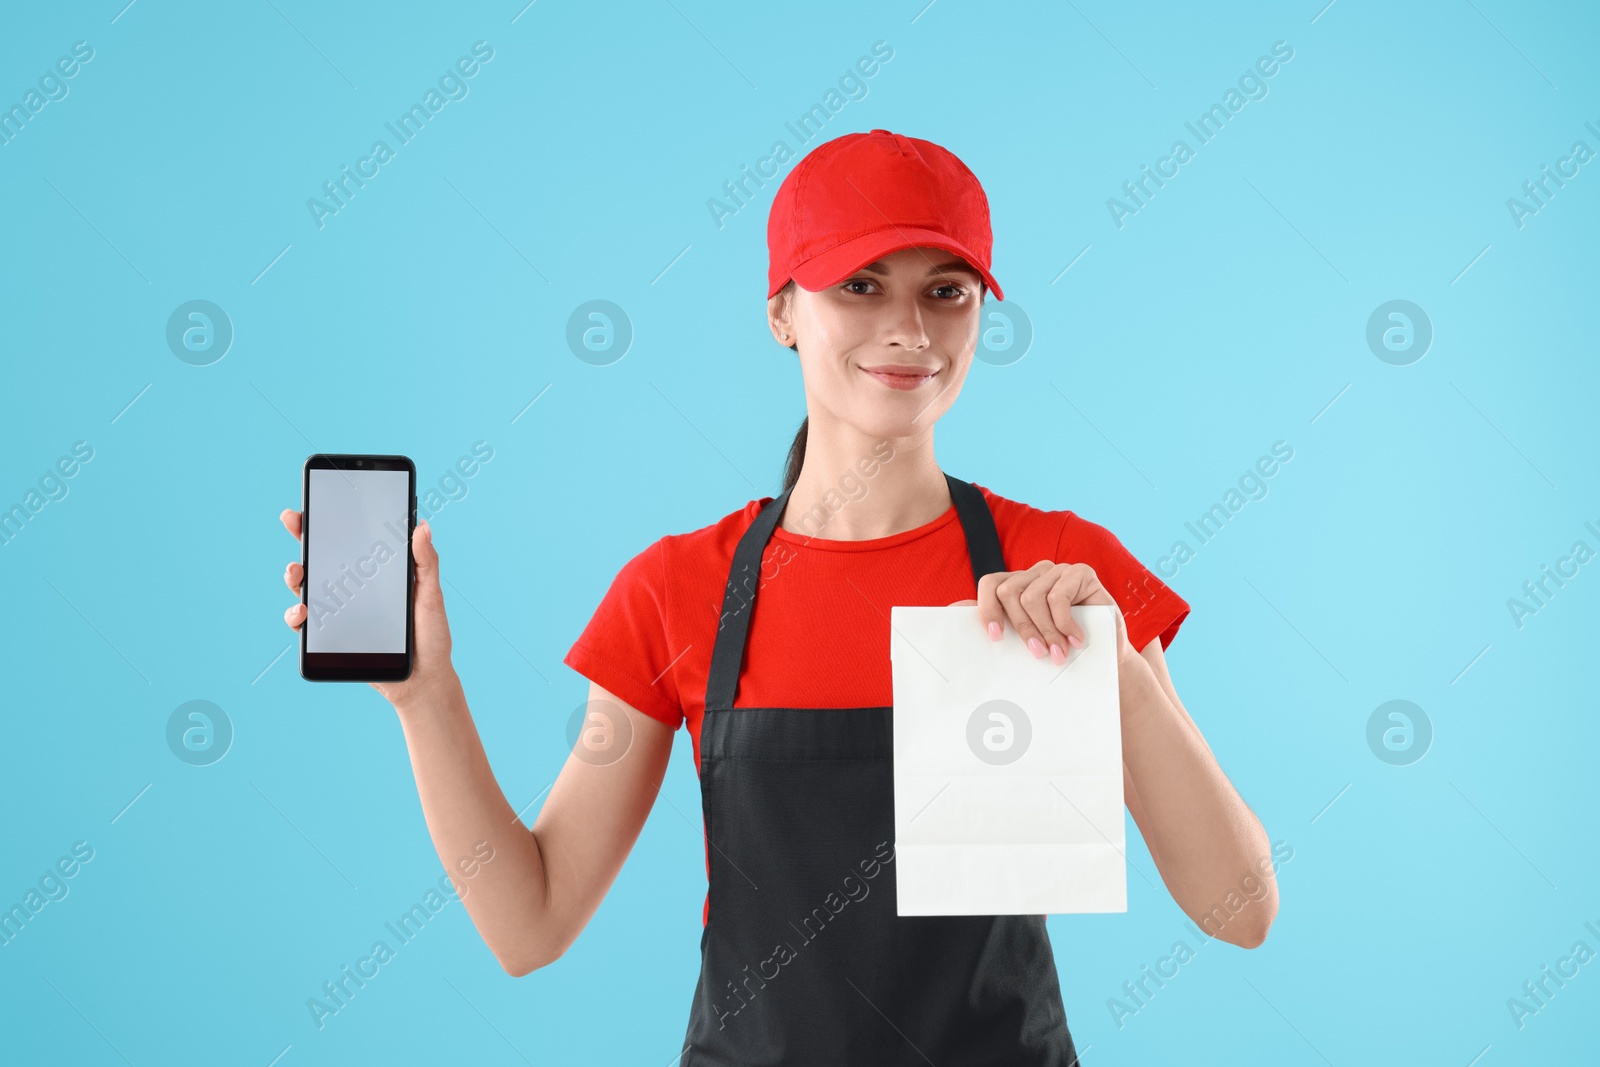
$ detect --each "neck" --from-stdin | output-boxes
[780,413,950,541]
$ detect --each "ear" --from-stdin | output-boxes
[767,291,795,348]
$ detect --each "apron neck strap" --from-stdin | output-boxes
[703,473,1005,712]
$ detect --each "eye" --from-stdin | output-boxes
[931,282,970,300]
[841,278,876,295]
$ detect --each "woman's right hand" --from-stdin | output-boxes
[281,507,680,974]
[280,509,459,712]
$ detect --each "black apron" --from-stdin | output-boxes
[681,473,1080,1066]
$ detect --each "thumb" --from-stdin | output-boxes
[413,519,444,609]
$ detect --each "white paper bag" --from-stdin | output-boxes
[890,604,1127,916]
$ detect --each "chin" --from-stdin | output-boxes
[849,408,936,440]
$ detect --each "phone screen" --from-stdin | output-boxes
[305,467,411,654]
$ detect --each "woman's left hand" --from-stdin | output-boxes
[953,559,1136,667]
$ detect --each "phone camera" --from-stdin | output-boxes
[356,459,365,467]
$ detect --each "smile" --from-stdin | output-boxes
[861,366,937,390]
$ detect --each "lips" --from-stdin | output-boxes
[861,365,937,390]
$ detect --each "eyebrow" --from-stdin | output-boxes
[858,259,982,280]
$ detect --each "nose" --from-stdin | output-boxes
[882,290,930,351]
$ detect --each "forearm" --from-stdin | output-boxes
[1118,655,1276,944]
[394,672,555,973]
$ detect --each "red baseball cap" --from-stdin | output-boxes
[767,128,1004,301]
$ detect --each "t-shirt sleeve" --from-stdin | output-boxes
[562,538,685,730]
[1055,513,1190,654]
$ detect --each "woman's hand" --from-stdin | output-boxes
[955,559,1136,668]
[280,508,459,712]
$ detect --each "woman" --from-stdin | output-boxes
[278,128,1277,1065]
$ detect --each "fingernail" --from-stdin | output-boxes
[420,521,431,542]
[1027,637,1045,659]
[987,621,1002,642]
[1068,633,1084,650]
[1049,643,1066,665]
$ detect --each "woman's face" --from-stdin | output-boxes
[769,245,985,439]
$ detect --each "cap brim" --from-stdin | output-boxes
[780,226,1004,302]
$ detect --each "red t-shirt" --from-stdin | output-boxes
[563,482,1190,774]
[563,482,1191,927]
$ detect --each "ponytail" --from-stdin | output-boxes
[782,417,807,493]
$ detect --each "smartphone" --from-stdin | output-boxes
[299,454,417,682]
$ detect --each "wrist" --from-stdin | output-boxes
[393,666,464,723]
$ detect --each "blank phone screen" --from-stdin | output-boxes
[306,468,410,654]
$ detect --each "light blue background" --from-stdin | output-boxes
[3,1,1597,1064]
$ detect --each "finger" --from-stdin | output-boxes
[284,602,305,631]
[994,560,1056,658]
[1048,567,1119,651]
[1019,567,1073,663]
[975,572,1009,641]
[412,519,444,617]
[284,560,302,597]
[281,508,302,542]
[1044,566,1096,651]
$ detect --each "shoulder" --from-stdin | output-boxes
[659,496,772,564]
[609,496,773,593]
[971,480,1180,611]
[971,481,1073,568]
[973,481,1069,529]
[971,481,1147,568]
[973,481,1189,651]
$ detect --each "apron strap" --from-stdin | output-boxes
[945,472,1007,589]
[703,473,1006,712]
[704,483,794,713]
